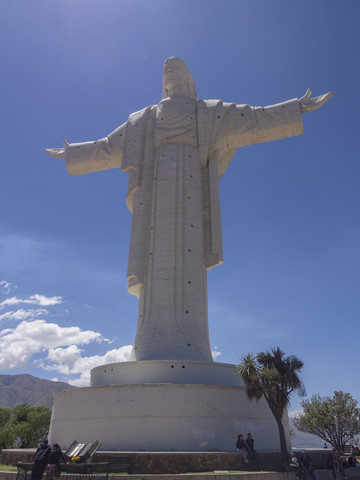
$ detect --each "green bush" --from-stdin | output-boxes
[0,403,51,448]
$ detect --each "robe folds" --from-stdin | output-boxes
[65,97,303,361]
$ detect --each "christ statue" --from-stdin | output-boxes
[46,57,332,364]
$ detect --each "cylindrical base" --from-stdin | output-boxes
[49,362,290,452]
[90,360,244,387]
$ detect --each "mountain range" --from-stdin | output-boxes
[289,417,324,449]
[0,374,75,408]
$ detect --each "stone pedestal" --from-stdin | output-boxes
[49,361,290,451]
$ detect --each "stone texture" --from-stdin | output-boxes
[0,449,332,476]
[128,452,244,474]
[0,471,298,480]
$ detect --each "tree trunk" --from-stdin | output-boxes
[275,414,289,468]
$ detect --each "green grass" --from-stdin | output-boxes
[0,464,18,472]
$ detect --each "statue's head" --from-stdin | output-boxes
[162,57,197,100]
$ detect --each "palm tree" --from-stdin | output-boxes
[236,347,305,466]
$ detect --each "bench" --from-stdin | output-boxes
[16,462,109,480]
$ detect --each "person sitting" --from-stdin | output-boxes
[236,434,249,465]
[245,433,256,464]
[300,451,317,480]
[350,446,359,467]
[327,452,334,470]
[290,453,298,468]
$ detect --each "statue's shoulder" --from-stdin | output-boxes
[197,100,223,125]
[198,99,222,110]
[198,99,240,116]
[128,105,156,125]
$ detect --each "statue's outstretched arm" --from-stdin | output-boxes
[299,88,333,114]
[44,123,126,175]
[44,139,69,158]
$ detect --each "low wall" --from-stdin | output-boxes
[117,452,243,474]
[84,451,283,473]
[291,450,329,469]
[0,473,297,480]
[0,449,35,465]
[0,474,16,480]
[346,468,360,479]
[314,470,335,480]
[0,448,331,475]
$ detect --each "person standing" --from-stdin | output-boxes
[31,439,51,480]
[45,444,67,480]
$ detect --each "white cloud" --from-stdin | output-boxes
[0,308,48,323]
[0,319,102,369]
[0,294,63,310]
[0,276,134,386]
[29,294,63,306]
[0,314,132,387]
[43,345,133,387]
[0,281,12,294]
[288,409,304,418]
[0,269,137,387]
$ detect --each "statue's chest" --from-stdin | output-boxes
[154,99,197,149]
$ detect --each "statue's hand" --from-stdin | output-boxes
[299,88,334,114]
[44,139,69,158]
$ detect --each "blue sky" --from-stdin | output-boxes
[0,0,359,413]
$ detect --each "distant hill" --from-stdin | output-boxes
[0,374,76,408]
[289,417,325,449]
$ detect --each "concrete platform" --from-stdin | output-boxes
[49,361,290,452]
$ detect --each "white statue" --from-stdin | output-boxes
[46,57,332,363]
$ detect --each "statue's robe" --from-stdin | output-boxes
[66,97,303,362]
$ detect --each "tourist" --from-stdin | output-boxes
[300,451,317,480]
[290,453,298,468]
[31,439,51,480]
[236,434,249,464]
[350,446,359,467]
[245,432,256,464]
[326,452,334,470]
[45,444,67,480]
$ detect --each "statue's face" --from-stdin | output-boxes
[163,58,189,91]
